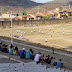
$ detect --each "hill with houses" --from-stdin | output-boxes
[0,0,72,21]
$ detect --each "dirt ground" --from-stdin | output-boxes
[0,23,72,70]
[0,23,72,52]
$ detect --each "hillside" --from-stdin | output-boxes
[26,2,68,14]
[0,0,41,12]
[26,0,72,14]
[54,0,72,3]
[0,0,72,13]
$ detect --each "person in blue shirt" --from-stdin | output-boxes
[9,44,14,55]
[26,49,32,59]
[20,48,26,58]
[56,59,63,68]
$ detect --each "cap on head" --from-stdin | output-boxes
[23,48,25,50]
[38,52,41,54]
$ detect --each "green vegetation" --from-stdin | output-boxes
[43,16,50,19]
[62,15,68,19]
[23,12,28,15]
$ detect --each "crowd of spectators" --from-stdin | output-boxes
[0,41,64,69]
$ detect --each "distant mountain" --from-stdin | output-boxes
[54,0,72,5]
[26,1,68,14]
[0,0,72,13]
[0,0,41,12]
[26,0,72,14]
[1,0,41,7]
[54,0,72,3]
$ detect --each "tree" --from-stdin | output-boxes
[43,15,50,19]
[23,12,28,15]
[62,15,68,19]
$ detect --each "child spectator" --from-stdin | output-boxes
[14,46,19,55]
[9,44,14,55]
[15,46,18,51]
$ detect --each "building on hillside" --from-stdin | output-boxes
[13,14,36,20]
[35,12,49,20]
[0,12,17,20]
[35,13,44,20]
[47,11,56,19]
[17,13,23,16]
[22,15,35,20]
[54,11,68,19]
[13,15,22,20]
[67,9,72,16]
[13,12,50,20]
[53,9,72,19]
[1,14,10,18]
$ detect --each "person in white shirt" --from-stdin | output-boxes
[34,52,41,64]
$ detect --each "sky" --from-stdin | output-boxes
[31,0,54,3]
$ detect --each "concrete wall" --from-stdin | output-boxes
[0,19,71,28]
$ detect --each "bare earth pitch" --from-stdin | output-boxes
[0,23,72,52]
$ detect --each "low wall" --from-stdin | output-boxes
[0,18,72,28]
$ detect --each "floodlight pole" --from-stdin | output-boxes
[11,11,13,45]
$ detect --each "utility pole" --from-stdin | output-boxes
[1,8,3,15]
[0,8,3,18]
[11,11,13,45]
[69,4,71,9]
[37,6,39,13]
